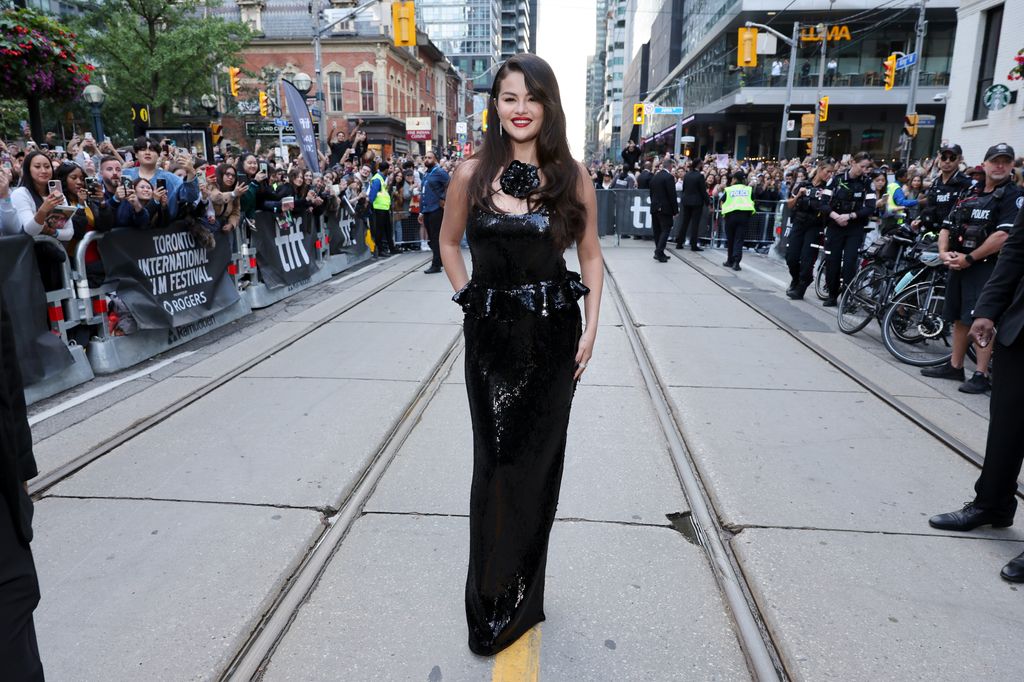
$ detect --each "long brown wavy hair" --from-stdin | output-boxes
[465,53,584,249]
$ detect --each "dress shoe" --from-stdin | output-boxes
[654,253,669,263]
[423,266,442,274]
[928,502,1013,531]
[673,243,685,250]
[787,283,808,300]
[822,297,837,307]
[1001,551,1024,582]
[732,263,742,271]
[958,371,991,394]
[722,260,733,268]
[690,245,704,252]
[921,360,965,381]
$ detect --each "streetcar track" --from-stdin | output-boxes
[222,333,464,681]
[29,255,430,497]
[669,249,1024,499]
[602,260,785,682]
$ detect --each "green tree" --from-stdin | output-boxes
[74,0,255,127]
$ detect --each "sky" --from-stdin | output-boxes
[536,0,598,160]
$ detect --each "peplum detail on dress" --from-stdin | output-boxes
[452,271,589,320]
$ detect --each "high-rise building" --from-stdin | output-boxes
[599,0,627,159]
[528,0,539,53]
[500,0,531,61]
[417,0,502,91]
[585,0,609,161]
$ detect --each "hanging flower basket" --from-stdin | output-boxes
[1009,49,1024,81]
[0,8,93,101]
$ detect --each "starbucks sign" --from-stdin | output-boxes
[983,84,1012,111]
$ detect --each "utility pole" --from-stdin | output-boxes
[811,22,827,160]
[746,21,800,161]
[903,0,927,165]
[673,77,684,158]
[313,0,326,154]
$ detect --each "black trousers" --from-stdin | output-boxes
[824,227,862,298]
[974,336,1024,517]
[676,204,704,248]
[652,213,673,257]
[723,211,750,264]
[423,209,444,269]
[786,222,822,286]
[372,209,395,255]
[0,495,43,682]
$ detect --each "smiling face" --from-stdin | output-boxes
[495,70,544,144]
[135,178,154,201]
[29,154,52,188]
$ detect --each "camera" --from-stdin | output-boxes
[121,177,134,191]
[85,177,99,193]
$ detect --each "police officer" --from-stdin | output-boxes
[785,159,834,299]
[921,143,1024,393]
[720,171,756,271]
[367,161,394,257]
[822,152,877,306]
[914,143,973,234]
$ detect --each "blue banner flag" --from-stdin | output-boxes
[281,79,321,175]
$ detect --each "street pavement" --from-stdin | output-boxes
[25,241,1024,680]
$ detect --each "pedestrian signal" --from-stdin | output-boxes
[883,54,896,90]
[392,1,416,47]
[800,113,815,139]
[904,113,919,138]
[818,96,829,122]
[228,67,241,97]
[259,91,269,117]
[738,27,758,67]
[633,103,644,125]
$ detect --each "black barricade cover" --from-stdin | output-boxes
[250,212,322,289]
[0,235,74,385]
[98,226,240,330]
[600,189,685,237]
[325,204,366,257]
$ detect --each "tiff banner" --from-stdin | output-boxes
[99,226,240,330]
[250,212,322,289]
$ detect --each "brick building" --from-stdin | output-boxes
[218,0,474,160]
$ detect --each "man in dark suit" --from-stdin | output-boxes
[674,160,709,251]
[0,288,44,680]
[636,161,653,190]
[929,205,1024,582]
[649,157,678,262]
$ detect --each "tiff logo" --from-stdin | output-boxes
[275,217,311,272]
[630,196,652,230]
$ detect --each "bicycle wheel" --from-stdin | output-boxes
[814,261,829,300]
[881,282,954,366]
[837,264,886,334]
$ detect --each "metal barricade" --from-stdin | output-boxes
[391,209,425,250]
[699,199,784,254]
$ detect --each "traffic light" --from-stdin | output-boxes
[806,141,814,157]
[210,123,223,145]
[737,27,758,67]
[818,96,829,122]
[392,1,416,47]
[633,103,644,125]
[904,113,919,138]
[259,91,269,117]
[883,54,896,90]
[800,113,815,139]
[481,108,488,132]
[228,67,241,97]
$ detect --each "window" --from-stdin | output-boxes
[972,3,1003,121]
[360,72,375,112]
[328,73,343,112]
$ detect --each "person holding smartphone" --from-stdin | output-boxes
[119,136,198,219]
[235,153,274,220]
[0,163,19,235]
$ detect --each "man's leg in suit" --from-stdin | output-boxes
[687,205,704,248]
[0,498,44,682]
[676,205,695,248]
[973,337,1024,517]
[655,214,672,256]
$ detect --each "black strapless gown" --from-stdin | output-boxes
[453,210,588,657]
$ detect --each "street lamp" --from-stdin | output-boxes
[292,72,313,96]
[82,84,106,141]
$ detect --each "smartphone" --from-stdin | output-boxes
[55,145,65,153]
[156,178,166,191]
[84,132,93,140]
[2,161,11,170]
[48,180,61,195]
[259,162,269,174]
[281,196,295,212]
[121,177,134,191]
[85,177,99,193]
[197,174,207,188]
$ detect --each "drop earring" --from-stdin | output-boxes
[499,123,504,137]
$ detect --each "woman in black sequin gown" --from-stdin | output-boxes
[440,54,604,657]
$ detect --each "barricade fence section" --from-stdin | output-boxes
[595,189,783,252]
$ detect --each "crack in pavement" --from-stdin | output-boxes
[42,493,331,514]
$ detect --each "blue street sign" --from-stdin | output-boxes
[896,52,917,71]
[310,107,322,117]
[653,106,685,116]
[274,117,289,128]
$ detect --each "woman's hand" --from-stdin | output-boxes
[0,167,11,198]
[255,170,268,183]
[234,182,249,197]
[41,190,63,213]
[155,186,169,206]
[574,329,596,381]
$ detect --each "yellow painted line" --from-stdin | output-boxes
[491,624,542,682]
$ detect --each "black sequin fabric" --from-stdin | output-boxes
[460,209,584,656]
[499,160,541,199]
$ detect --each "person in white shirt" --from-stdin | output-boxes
[771,60,782,86]
[0,165,20,234]
[11,150,71,242]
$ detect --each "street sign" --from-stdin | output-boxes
[895,52,917,71]
[458,133,467,146]
[653,106,684,116]
[786,119,795,132]
[281,135,297,144]
[455,121,468,135]
[643,103,654,116]
[917,114,936,128]
[274,117,289,128]
[815,131,826,155]
[405,115,432,141]
[983,84,1012,111]
[310,107,321,117]
[248,121,295,137]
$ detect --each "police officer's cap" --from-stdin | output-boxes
[938,143,962,157]
[984,143,1015,162]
